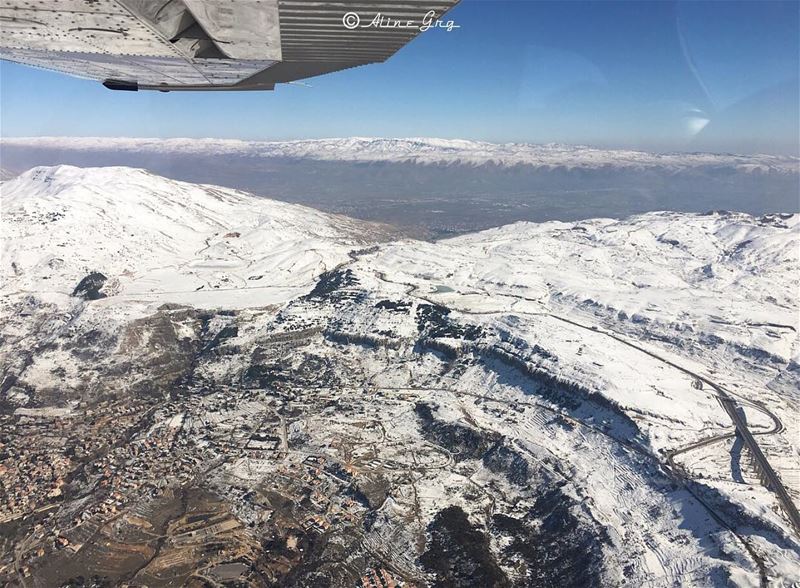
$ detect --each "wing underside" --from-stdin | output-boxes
[0,0,460,90]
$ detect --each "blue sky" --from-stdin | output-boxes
[1,0,798,154]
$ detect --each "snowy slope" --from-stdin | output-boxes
[1,165,395,308]
[3,136,798,173]
[358,209,800,544]
[372,211,800,363]
[1,166,798,585]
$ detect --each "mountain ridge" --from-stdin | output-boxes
[1,164,403,309]
[3,136,798,173]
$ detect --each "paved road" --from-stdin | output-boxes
[717,394,800,536]
[540,312,800,539]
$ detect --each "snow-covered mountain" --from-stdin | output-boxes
[365,210,800,520]
[2,165,399,308]
[1,166,798,587]
[3,136,798,173]
[377,210,800,365]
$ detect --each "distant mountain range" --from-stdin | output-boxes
[3,136,799,173]
[2,138,797,236]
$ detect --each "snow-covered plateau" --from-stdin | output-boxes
[1,166,798,587]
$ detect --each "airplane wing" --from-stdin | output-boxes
[0,0,460,91]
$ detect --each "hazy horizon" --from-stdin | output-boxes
[2,134,800,158]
